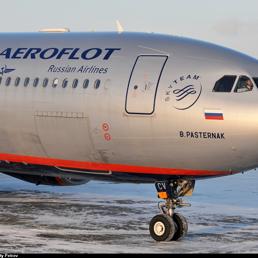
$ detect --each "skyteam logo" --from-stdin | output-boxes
[0,65,16,75]
[164,74,202,110]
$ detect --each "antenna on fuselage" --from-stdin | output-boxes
[39,28,70,33]
[116,20,124,34]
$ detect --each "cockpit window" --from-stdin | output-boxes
[213,76,237,92]
[252,77,258,88]
[234,76,253,93]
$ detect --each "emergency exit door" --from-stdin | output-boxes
[125,55,168,115]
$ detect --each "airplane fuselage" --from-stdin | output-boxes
[0,32,258,183]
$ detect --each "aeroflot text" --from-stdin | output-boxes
[0,48,121,60]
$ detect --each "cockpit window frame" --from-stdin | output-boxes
[234,75,254,93]
[212,75,237,93]
[252,77,258,90]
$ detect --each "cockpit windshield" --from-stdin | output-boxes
[213,76,236,92]
[252,77,258,88]
[234,76,253,93]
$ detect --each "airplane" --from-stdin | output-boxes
[0,29,257,242]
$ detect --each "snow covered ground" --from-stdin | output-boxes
[0,170,258,253]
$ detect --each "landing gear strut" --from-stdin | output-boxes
[149,180,195,242]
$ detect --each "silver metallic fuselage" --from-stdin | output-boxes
[0,32,258,182]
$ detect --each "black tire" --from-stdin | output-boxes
[172,213,188,241]
[149,214,175,242]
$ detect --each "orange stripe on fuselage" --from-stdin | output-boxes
[0,152,233,177]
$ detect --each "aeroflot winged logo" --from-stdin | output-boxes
[164,74,202,110]
[0,47,121,60]
[0,65,15,75]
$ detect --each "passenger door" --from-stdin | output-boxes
[125,55,168,115]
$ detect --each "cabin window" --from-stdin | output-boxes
[83,79,89,89]
[43,78,49,87]
[52,78,58,88]
[33,78,39,87]
[213,76,236,92]
[15,77,20,86]
[94,79,101,89]
[62,79,68,88]
[234,76,253,93]
[24,77,30,87]
[72,79,78,88]
[5,77,11,86]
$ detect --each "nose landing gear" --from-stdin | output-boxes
[149,180,195,242]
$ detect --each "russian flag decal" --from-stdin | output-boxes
[204,110,224,120]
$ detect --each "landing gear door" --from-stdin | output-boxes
[125,55,168,115]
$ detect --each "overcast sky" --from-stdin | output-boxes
[1,0,258,58]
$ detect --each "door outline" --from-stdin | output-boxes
[125,55,168,115]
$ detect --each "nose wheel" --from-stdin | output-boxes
[172,212,188,241]
[149,214,175,242]
[149,180,195,242]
